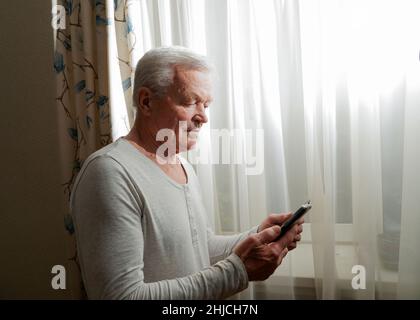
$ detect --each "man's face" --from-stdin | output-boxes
[149,67,212,152]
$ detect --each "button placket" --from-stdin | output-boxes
[184,186,198,245]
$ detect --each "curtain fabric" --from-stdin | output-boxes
[54,0,133,298]
[299,0,420,299]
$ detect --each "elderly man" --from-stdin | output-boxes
[70,46,303,299]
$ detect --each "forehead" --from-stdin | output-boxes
[173,67,213,101]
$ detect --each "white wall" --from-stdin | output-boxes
[0,0,70,299]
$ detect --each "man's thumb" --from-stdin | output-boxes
[279,212,293,224]
[256,225,281,245]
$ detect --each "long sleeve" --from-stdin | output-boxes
[70,155,249,300]
[207,226,259,265]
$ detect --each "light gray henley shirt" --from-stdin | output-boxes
[70,137,258,299]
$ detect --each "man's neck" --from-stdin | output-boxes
[125,124,178,165]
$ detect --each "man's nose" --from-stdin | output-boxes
[196,104,208,124]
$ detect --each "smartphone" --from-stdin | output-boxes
[275,200,312,241]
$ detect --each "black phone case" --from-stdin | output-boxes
[275,201,311,240]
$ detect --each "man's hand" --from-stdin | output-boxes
[233,225,296,281]
[258,213,304,251]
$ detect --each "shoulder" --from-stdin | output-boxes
[71,141,133,196]
[78,138,137,178]
[70,147,142,212]
[82,154,124,179]
[81,149,126,179]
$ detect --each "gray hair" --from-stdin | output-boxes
[132,46,212,108]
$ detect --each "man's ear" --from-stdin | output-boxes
[137,87,153,116]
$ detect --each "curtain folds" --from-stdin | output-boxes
[300,0,420,299]
[54,0,133,298]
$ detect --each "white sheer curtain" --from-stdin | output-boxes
[120,0,420,299]
[300,0,420,299]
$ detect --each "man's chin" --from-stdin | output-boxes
[186,131,200,148]
[186,139,198,151]
[175,138,198,153]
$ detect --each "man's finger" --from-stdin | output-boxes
[277,247,289,264]
[296,217,305,225]
[296,225,303,234]
[276,228,296,248]
[233,235,258,257]
[287,242,297,250]
[234,225,281,257]
[268,212,292,226]
[255,225,281,245]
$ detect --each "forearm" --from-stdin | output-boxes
[207,226,259,264]
[121,254,248,300]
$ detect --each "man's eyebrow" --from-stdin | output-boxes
[182,92,211,104]
[193,92,213,103]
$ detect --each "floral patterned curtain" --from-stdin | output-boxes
[54,0,136,298]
